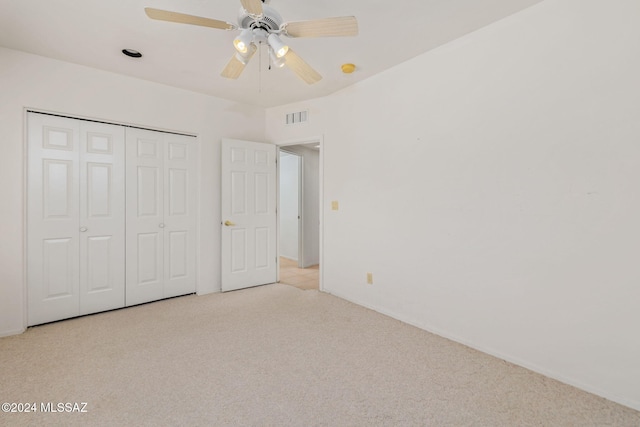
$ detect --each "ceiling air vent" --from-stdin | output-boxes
[285,110,308,125]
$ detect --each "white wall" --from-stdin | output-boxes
[266,0,640,411]
[283,145,320,267]
[0,47,265,336]
[279,152,300,260]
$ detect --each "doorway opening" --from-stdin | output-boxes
[278,141,321,291]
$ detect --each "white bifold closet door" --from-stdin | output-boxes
[27,113,125,326]
[28,113,197,325]
[125,128,197,306]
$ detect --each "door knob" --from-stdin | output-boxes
[159,223,165,228]
[224,220,236,227]
[79,227,88,232]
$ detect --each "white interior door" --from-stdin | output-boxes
[28,114,81,325]
[221,139,277,292]
[126,128,197,305]
[79,122,125,315]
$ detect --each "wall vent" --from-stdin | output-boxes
[285,110,308,125]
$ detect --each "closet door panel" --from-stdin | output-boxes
[126,128,165,306]
[79,122,125,315]
[27,114,80,326]
[164,134,197,298]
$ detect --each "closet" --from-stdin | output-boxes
[27,112,196,326]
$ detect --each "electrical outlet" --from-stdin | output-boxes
[366,273,373,285]
[331,201,339,211]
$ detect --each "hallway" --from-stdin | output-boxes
[278,257,319,291]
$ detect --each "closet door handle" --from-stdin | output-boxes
[159,223,165,228]
[79,227,88,232]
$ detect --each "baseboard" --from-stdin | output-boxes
[325,288,640,412]
[197,288,221,296]
[0,328,26,338]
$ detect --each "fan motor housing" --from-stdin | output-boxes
[237,4,283,33]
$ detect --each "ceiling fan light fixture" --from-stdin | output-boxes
[233,28,253,53]
[235,43,256,65]
[267,33,288,58]
[234,53,248,65]
[143,2,359,85]
[269,48,286,68]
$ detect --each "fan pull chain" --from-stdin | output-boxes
[258,41,263,93]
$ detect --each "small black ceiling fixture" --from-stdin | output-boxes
[122,49,142,58]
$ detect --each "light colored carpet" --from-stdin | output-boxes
[1,284,638,426]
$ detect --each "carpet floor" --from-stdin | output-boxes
[1,284,638,426]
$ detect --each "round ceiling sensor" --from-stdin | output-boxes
[341,63,356,74]
[122,49,142,58]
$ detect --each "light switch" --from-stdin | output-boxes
[331,201,339,211]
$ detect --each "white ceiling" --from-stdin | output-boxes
[0,0,543,108]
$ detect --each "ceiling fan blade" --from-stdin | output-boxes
[221,44,258,79]
[240,0,263,16]
[284,49,322,85]
[145,8,235,30]
[284,16,358,38]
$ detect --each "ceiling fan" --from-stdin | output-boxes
[145,0,358,84]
